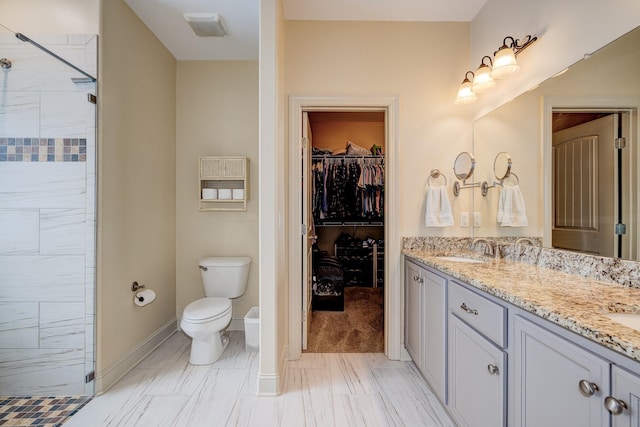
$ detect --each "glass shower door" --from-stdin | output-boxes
[0,31,97,395]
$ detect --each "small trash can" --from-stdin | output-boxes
[244,307,259,352]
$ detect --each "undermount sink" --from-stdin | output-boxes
[436,256,487,264]
[604,313,640,332]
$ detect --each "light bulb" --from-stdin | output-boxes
[472,63,495,93]
[455,74,477,105]
[491,45,519,79]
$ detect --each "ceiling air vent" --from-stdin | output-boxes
[183,13,228,37]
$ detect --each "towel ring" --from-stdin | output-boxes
[428,169,447,187]
[481,170,521,195]
[504,171,519,185]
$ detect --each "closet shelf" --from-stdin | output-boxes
[316,221,384,227]
[334,242,384,288]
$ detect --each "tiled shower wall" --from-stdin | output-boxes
[0,34,97,395]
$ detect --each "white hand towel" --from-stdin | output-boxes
[498,185,528,227]
[425,185,454,227]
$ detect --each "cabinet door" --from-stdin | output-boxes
[200,157,223,179]
[222,158,245,178]
[449,314,506,427]
[513,315,609,427]
[611,365,640,426]
[404,261,423,370]
[423,268,447,403]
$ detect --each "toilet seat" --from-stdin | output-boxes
[183,297,231,324]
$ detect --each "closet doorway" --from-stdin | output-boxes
[305,111,386,353]
[289,96,401,361]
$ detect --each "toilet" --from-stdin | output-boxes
[181,256,251,365]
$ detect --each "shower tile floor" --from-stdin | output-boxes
[0,396,91,427]
[65,331,454,426]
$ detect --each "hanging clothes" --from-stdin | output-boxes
[312,156,385,223]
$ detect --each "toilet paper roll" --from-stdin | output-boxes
[218,189,232,200]
[134,289,156,307]
[232,189,244,200]
[202,188,218,200]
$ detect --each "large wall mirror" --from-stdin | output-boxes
[473,26,640,261]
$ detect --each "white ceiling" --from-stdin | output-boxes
[125,0,259,61]
[125,0,488,61]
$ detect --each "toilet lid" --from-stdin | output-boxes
[183,297,231,323]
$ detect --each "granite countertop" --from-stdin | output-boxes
[403,248,640,363]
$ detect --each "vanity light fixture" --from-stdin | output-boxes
[454,34,537,104]
[472,56,496,93]
[491,35,537,79]
[454,71,478,105]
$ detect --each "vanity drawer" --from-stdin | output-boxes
[448,281,506,347]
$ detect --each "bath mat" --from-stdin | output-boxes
[0,395,92,427]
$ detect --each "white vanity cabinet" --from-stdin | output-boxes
[513,315,610,426]
[404,260,423,370]
[403,255,640,427]
[448,281,506,427]
[404,259,447,402]
[610,365,640,426]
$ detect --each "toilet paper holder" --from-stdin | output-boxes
[131,281,145,292]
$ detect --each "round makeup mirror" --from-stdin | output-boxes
[453,151,476,180]
[493,152,512,180]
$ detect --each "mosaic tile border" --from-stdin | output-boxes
[0,138,87,162]
[0,395,91,427]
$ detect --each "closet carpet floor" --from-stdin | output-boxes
[306,287,384,353]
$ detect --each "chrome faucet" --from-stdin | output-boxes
[471,238,495,256]
[515,237,537,246]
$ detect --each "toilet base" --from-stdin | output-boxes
[188,330,230,365]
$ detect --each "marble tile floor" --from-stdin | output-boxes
[66,331,454,426]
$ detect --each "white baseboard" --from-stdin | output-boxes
[257,343,287,396]
[400,346,412,362]
[257,373,280,396]
[95,318,177,394]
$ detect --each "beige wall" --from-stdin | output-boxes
[0,0,99,34]
[309,113,386,153]
[175,61,259,323]
[285,21,473,238]
[99,0,176,386]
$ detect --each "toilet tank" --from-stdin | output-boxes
[199,257,251,298]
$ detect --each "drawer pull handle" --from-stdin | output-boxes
[413,275,423,283]
[487,364,499,375]
[460,303,478,315]
[604,396,627,415]
[578,380,599,397]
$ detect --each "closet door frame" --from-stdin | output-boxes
[287,96,402,360]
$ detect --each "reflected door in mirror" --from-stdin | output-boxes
[552,114,617,257]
